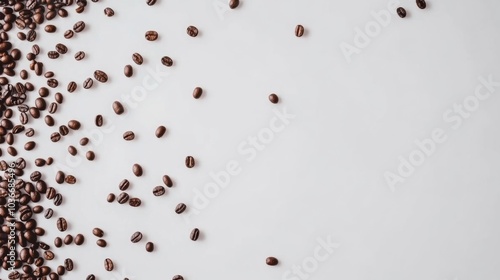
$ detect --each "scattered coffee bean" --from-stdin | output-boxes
[49,102,58,114]
[104,7,115,16]
[83,77,93,89]
[269,93,279,104]
[175,203,186,214]
[172,275,184,280]
[45,24,56,33]
[59,125,69,136]
[132,163,143,176]
[97,239,107,247]
[416,0,426,9]
[131,232,143,243]
[75,51,85,61]
[229,0,239,9]
[95,114,103,126]
[107,193,116,203]
[56,171,65,184]
[161,56,173,67]
[117,192,130,204]
[87,274,96,280]
[86,151,95,161]
[123,131,135,141]
[65,175,76,184]
[124,65,133,77]
[190,228,200,241]
[48,51,60,59]
[146,242,154,252]
[45,115,55,126]
[56,43,68,54]
[73,21,86,32]
[104,258,114,271]
[74,234,84,245]
[185,156,195,168]
[44,250,55,260]
[266,256,279,266]
[145,30,158,41]
[63,234,73,245]
[132,53,144,65]
[25,128,35,137]
[153,186,165,196]
[113,101,124,114]
[65,258,74,271]
[80,137,89,146]
[187,26,199,37]
[54,237,63,248]
[54,193,63,206]
[163,175,173,187]
[68,120,81,130]
[155,126,166,138]
[146,0,157,6]
[295,25,305,37]
[119,179,130,191]
[67,81,77,92]
[129,198,141,207]
[56,217,68,231]
[24,141,36,150]
[193,87,203,99]
[55,92,64,103]
[44,208,54,219]
[64,29,74,39]
[397,7,407,18]
[68,145,77,156]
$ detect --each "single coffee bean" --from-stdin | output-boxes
[45,115,55,126]
[20,69,28,79]
[112,101,124,114]
[65,175,76,184]
[74,234,85,245]
[55,92,64,103]
[65,258,74,271]
[93,115,103,127]
[145,30,158,41]
[124,65,133,77]
[47,157,54,165]
[266,257,279,266]
[24,141,36,150]
[96,239,107,247]
[63,234,73,245]
[161,56,173,67]
[117,192,129,204]
[67,81,77,92]
[94,69,109,83]
[107,193,115,203]
[73,21,85,32]
[68,145,77,156]
[20,112,29,124]
[132,163,143,176]
[80,137,89,146]
[146,0,157,6]
[185,156,195,168]
[87,274,95,280]
[175,203,186,214]
[104,258,114,271]
[55,171,65,184]
[187,26,199,37]
[104,7,114,16]
[193,87,203,99]
[83,77,93,89]
[123,131,135,140]
[46,187,57,199]
[153,186,165,196]
[33,205,44,214]
[229,0,239,9]
[49,102,58,114]
[54,193,63,206]
[75,51,85,61]
[190,228,200,241]
[45,71,55,78]
[163,175,173,187]
[269,93,279,104]
[130,232,142,243]
[119,179,130,191]
[64,29,74,39]
[132,53,143,65]
[48,51,60,59]
[145,242,154,252]
[44,208,54,219]
[86,151,95,161]
[44,250,55,260]
[155,126,167,138]
[55,43,68,54]
[68,120,81,130]
[56,217,68,231]
[47,78,59,88]
[93,228,104,237]
[416,0,426,9]
[57,265,66,275]
[129,197,141,207]
[397,7,407,18]
[30,107,41,118]
[25,128,35,137]
[172,275,184,280]
[59,125,69,136]
[295,25,305,37]
[54,237,63,247]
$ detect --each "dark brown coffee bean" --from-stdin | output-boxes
[35,62,43,76]
[49,102,58,114]
[146,0,157,6]
[124,65,133,77]
[59,125,69,136]
[17,31,26,40]
[145,30,158,41]
[132,53,144,65]
[96,239,107,247]
[20,69,28,79]
[94,70,108,82]
[104,258,113,271]
[54,237,63,248]
[107,193,115,203]
[25,128,35,137]
[65,175,76,184]
[30,171,42,182]
[163,175,173,187]
[397,7,407,18]
[47,157,54,165]
[269,93,279,104]
[74,51,85,61]
[155,126,167,138]
[132,163,143,176]
[45,115,55,126]
[117,192,129,204]
[44,250,54,260]
[112,101,124,114]
[175,203,186,214]
[64,29,74,39]
[55,171,65,184]
[46,187,56,199]
[145,242,154,252]
[104,7,114,16]
[129,198,141,207]
[57,265,65,276]
[54,193,63,206]
[48,51,59,59]
[68,145,77,156]
[185,156,195,168]
[55,92,63,103]
[27,30,37,41]
[65,258,74,271]
[29,107,40,118]
[190,228,200,241]
[153,186,165,196]
[47,78,59,88]
[67,81,77,92]
[74,234,84,245]
[56,217,68,231]
[68,120,81,130]
[73,21,85,32]
[295,25,305,37]
[93,228,104,237]
[193,87,203,99]
[56,43,68,54]
[83,78,93,89]
[86,151,95,161]
[130,231,142,243]
[63,234,73,245]
[45,71,55,78]
[123,131,135,141]
[80,137,89,146]
[172,275,184,280]
[161,56,173,67]
[187,26,199,37]
[416,0,426,9]
[24,141,36,150]
[266,257,279,266]
[119,179,130,191]
[86,274,95,280]
[229,0,239,9]
[20,112,28,125]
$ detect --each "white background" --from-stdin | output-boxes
[2,0,500,279]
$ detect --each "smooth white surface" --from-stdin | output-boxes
[2,0,500,279]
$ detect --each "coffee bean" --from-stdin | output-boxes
[295,25,305,37]
[113,101,124,114]
[75,51,85,61]
[29,107,40,118]
[163,175,173,187]
[86,151,95,161]
[27,30,37,41]
[187,26,199,37]
[193,87,203,99]
[25,128,35,137]
[266,257,279,266]
[20,69,28,79]
[155,126,167,138]
[48,51,60,59]
[132,53,144,65]
[124,65,133,77]
[146,0,157,6]
[44,24,56,33]
[68,145,77,156]
[87,274,95,280]
[75,234,84,245]
[49,102,58,114]
[67,81,77,92]
[104,7,114,16]
[20,113,28,125]
[45,115,55,126]
[24,141,36,151]
[34,205,44,214]
[54,193,63,206]
[117,192,129,204]
[65,175,76,184]
[229,0,239,9]
[161,56,173,67]
[129,197,141,207]
[44,208,53,219]
[54,237,63,247]
[104,258,114,271]
[172,275,184,280]
[153,186,165,196]
[123,131,135,141]
[65,258,74,271]
[96,239,107,247]
[397,7,407,18]
[132,163,143,176]
[119,179,130,191]
[55,171,65,184]
[64,29,74,39]
[269,93,279,104]
[55,92,64,103]
[56,217,68,231]
[68,120,81,130]
[35,62,43,76]
[92,228,104,238]
[30,171,42,182]
[56,43,68,54]
[80,137,89,146]
[64,234,73,245]
[416,0,426,9]
[175,203,186,214]
[107,193,115,203]
[94,70,108,83]
[46,187,56,199]
[59,125,69,136]
[44,250,54,260]
[145,30,158,41]
[47,157,54,165]
[73,21,85,32]
[57,265,66,276]
[190,228,200,241]
[130,231,143,243]
[185,156,195,168]
[83,77,93,89]
[146,242,154,252]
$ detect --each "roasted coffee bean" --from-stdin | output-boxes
[55,92,63,103]
[80,137,89,146]
[64,29,74,39]
[63,234,73,245]
[35,62,43,76]
[33,205,44,213]
[113,101,124,115]
[129,198,141,207]
[49,102,58,114]
[295,25,305,37]
[73,21,85,32]
[48,78,59,88]
[107,193,115,203]
[119,179,130,191]
[55,171,65,184]
[39,87,49,97]
[229,0,239,9]
[57,217,68,231]
[153,186,165,196]
[18,31,26,40]
[45,115,55,126]
[163,175,173,187]
[27,30,37,41]
[65,175,76,184]
[46,187,56,199]
[175,203,186,214]
[68,145,77,156]
[94,70,108,82]
[30,107,40,118]
[74,234,84,245]
[54,193,63,206]
[74,51,85,61]
[130,231,142,243]
[269,93,279,104]
[185,156,195,168]
[56,43,68,54]
[24,141,36,150]
[86,151,95,161]
[45,71,55,78]
[146,242,154,252]
[20,69,28,79]
[47,157,54,165]
[156,126,167,138]
[397,7,407,18]
[145,30,158,41]
[266,257,279,266]
[172,275,184,280]
[124,65,133,77]
[161,56,173,67]
[30,171,42,182]
[44,250,54,260]
[48,51,60,59]
[117,192,129,204]
[52,132,62,143]
[132,164,143,176]
[65,258,74,271]
[86,274,95,280]
[104,258,114,271]
[187,26,199,37]
[67,81,77,92]
[57,265,65,276]
[104,7,114,16]
[83,78,93,89]
[93,228,104,237]
[59,125,69,136]
[123,131,135,141]
[132,53,143,65]
[54,237,63,248]
[68,120,81,130]
[416,0,426,9]
[97,239,107,247]
[193,87,203,99]
[146,0,157,5]
[20,112,29,125]
[95,114,103,127]
[190,228,200,241]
